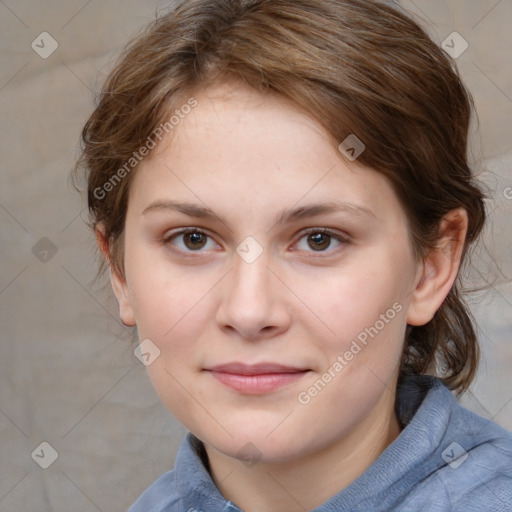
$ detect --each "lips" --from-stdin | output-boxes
[204,362,310,394]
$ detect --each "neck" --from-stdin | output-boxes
[204,389,402,512]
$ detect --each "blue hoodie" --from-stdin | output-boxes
[127,376,512,511]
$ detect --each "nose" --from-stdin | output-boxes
[215,249,291,341]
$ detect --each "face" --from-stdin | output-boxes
[115,82,423,463]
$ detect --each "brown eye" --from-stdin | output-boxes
[295,228,348,254]
[164,229,216,252]
[183,231,208,250]
[307,232,332,251]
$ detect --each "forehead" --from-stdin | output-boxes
[164,82,332,168]
[129,82,405,226]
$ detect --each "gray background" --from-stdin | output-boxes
[0,1,511,511]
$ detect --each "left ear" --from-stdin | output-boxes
[407,208,468,326]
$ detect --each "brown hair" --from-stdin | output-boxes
[75,0,487,393]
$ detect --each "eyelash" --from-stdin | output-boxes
[162,227,349,256]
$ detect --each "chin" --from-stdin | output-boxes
[197,420,321,466]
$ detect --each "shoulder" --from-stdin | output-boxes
[433,387,512,510]
[126,432,223,512]
[127,469,181,512]
[437,414,512,510]
[395,376,512,511]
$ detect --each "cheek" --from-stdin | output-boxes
[128,264,215,426]
[301,255,410,351]
[123,240,210,338]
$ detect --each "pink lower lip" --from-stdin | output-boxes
[209,370,309,394]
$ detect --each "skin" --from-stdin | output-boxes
[100,82,468,512]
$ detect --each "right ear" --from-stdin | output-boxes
[95,224,136,327]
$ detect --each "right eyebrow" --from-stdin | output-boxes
[142,200,228,222]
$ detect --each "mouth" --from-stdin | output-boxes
[203,362,311,394]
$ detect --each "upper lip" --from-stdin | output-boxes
[206,362,309,375]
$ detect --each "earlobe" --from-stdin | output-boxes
[95,224,136,327]
[110,268,137,327]
[406,208,468,326]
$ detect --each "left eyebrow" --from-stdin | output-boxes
[275,201,376,225]
[141,199,376,227]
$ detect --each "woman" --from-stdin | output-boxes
[75,1,512,510]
